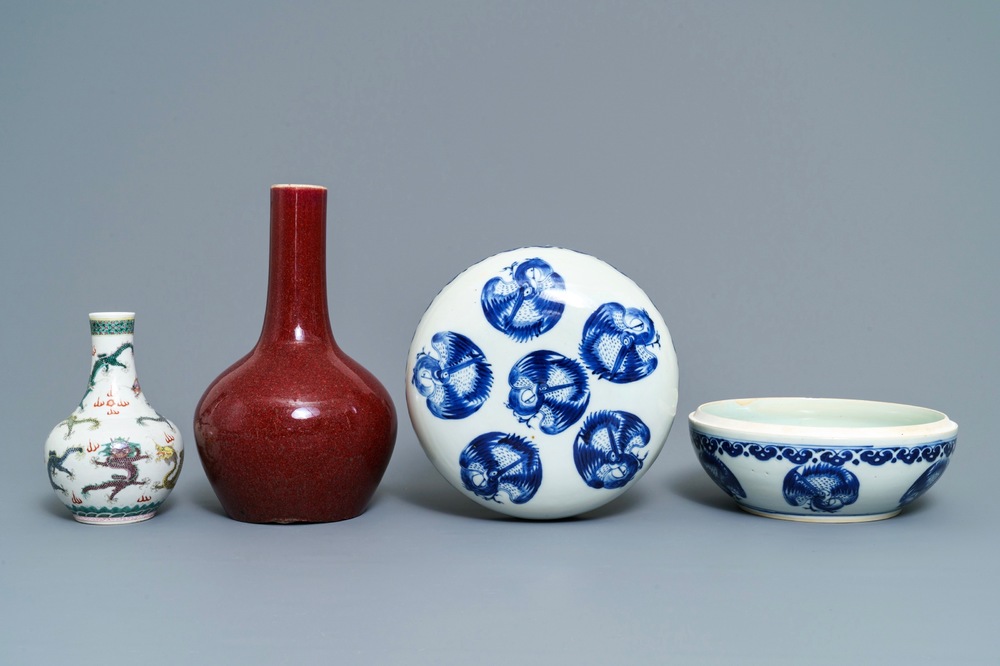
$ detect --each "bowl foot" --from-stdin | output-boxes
[739,505,902,523]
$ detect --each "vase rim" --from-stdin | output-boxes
[271,184,326,191]
[89,311,135,320]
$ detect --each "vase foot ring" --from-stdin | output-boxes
[73,512,157,525]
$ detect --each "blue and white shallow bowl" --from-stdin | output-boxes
[689,397,958,522]
[406,247,679,519]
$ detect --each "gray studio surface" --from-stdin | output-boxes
[2,3,997,663]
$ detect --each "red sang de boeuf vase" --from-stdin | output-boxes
[194,184,396,523]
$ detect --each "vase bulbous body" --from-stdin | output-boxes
[194,185,396,524]
[44,312,183,524]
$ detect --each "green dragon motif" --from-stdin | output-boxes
[136,412,174,431]
[89,342,134,386]
[58,414,101,439]
[77,342,134,410]
[47,446,83,493]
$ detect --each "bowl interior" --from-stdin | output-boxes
[696,397,947,429]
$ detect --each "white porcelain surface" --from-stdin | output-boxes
[406,247,679,519]
[689,397,958,522]
[44,313,183,524]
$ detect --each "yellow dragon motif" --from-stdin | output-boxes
[154,443,184,490]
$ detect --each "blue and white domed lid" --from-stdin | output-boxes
[405,246,679,519]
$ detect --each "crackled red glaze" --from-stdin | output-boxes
[194,185,396,523]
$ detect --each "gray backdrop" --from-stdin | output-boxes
[3,2,998,663]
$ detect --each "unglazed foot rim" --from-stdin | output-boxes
[224,508,367,524]
[738,505,902,523]
[72,511,157,525]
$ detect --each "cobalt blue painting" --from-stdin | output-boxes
[697,451,747,500]
[507,350,590,435]
[412,331,493,419]
[481,257,566,341]
[573,410,651,489]
[899,459,950,506]
[459,432,542,505]
[782,463,860,513]
[579,302,659,383]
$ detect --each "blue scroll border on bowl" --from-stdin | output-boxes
[689,430,957,467]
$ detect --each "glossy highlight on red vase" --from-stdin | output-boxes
[194,185,396,523]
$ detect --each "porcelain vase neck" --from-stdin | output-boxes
[87,313,141,401]
[258,185,336,347]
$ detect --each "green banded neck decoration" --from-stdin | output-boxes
[90,313,136,336]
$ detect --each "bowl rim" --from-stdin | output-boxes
[688,397,957,446]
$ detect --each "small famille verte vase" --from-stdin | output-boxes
[44,312,183,524]
[194,184,397,524]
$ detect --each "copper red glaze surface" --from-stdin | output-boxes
[194,185,396,523]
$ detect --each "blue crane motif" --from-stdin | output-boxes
[899,459,950,506]
[573,410,651,489]
[412,331,493,419]
[507,351,590,435]
[481,257,566,341]
[783,463,860,513]
[579,303,659,383]
[460,433,542,505]
[697,451,747,499]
